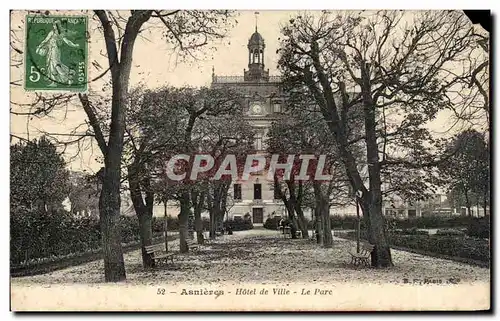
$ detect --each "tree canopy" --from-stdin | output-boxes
[11,137,70,212]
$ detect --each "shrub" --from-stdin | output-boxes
[467,217,490,239]
[202,217,211,231]
[151,216,180,232]
[224,217,253,231]
[263,216,281,230]
[342,230,490,264]
[343,230,369,240]
[386,216,476,229]
[390,234,489,264]
[391,227,429,236]
[10,207,156,266]
[329,215,366,230]
[11,208,100,265]
[435,229,466,237]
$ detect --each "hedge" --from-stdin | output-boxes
[10,208,174,266]
[263,216,282,230]
[224,217,253,231]
[467,218,490,239]
[342,230,490,265]
[389,234,490,264]
[263,217,312,230]
[263,215,489,239]
[391,227,429,236]
[435,229,466,236]
[386,216,488,230]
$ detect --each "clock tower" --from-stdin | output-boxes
[244,26,270,82]
[210,25,289,225]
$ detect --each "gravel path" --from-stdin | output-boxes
[11,228,489,286]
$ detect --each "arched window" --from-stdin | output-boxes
[253,50,259,63]
[254,133,263,150]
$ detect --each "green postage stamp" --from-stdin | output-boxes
[24,15,88,92]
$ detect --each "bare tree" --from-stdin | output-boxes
[11,10,236,281]
[278,10,478,267]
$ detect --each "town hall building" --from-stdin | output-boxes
[120,27,472,224]
[209,27,302,225]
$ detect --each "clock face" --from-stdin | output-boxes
[252,104,262,114]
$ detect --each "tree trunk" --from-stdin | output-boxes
[360,199,371,239]
[315,207,323,245]
[321,202,333,248]
[99,177,126,282]
[313,182,332,247]
[128,162,154,268]
[178,192,190,253]
[206,190,215,239]
[194,192,206,244]
[207,181,228,237]
[164,201,168,253]
[294,205,309,239]
[293,181,309,239]
[365,191,392,267]
[138,213,154,268]
[464,189,471,217]
[92,10,153,282]
[209,209,216,239]
[361,62,393,268]
[483,186,488,217]
[285,202,298,239]
[313,183,323,245]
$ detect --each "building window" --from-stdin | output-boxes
[385,209,396,217]
[254,183,262,200]
[273,103,281,113]
[234,184,242,200]
[253,50,259,63]
[254,134,263,150]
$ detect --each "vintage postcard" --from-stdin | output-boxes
[9,9,491,312]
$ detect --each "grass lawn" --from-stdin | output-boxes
[11,229,490,286]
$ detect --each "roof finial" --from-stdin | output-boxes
[254,11,259,32]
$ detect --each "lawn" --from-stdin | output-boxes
[10,228,491,311]
[12,229,490,286]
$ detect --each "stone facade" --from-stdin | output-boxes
[210,28,313,225]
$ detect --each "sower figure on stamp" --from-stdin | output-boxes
[35,20,79,86]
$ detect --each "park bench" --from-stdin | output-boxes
[283,227,302,239]
[186,238,200,251]
[144,244,175,266]
[282,226,291,238]
[202,231,211,244]
[349,243,375,267]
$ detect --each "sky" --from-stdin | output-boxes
[10,10,299,172]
